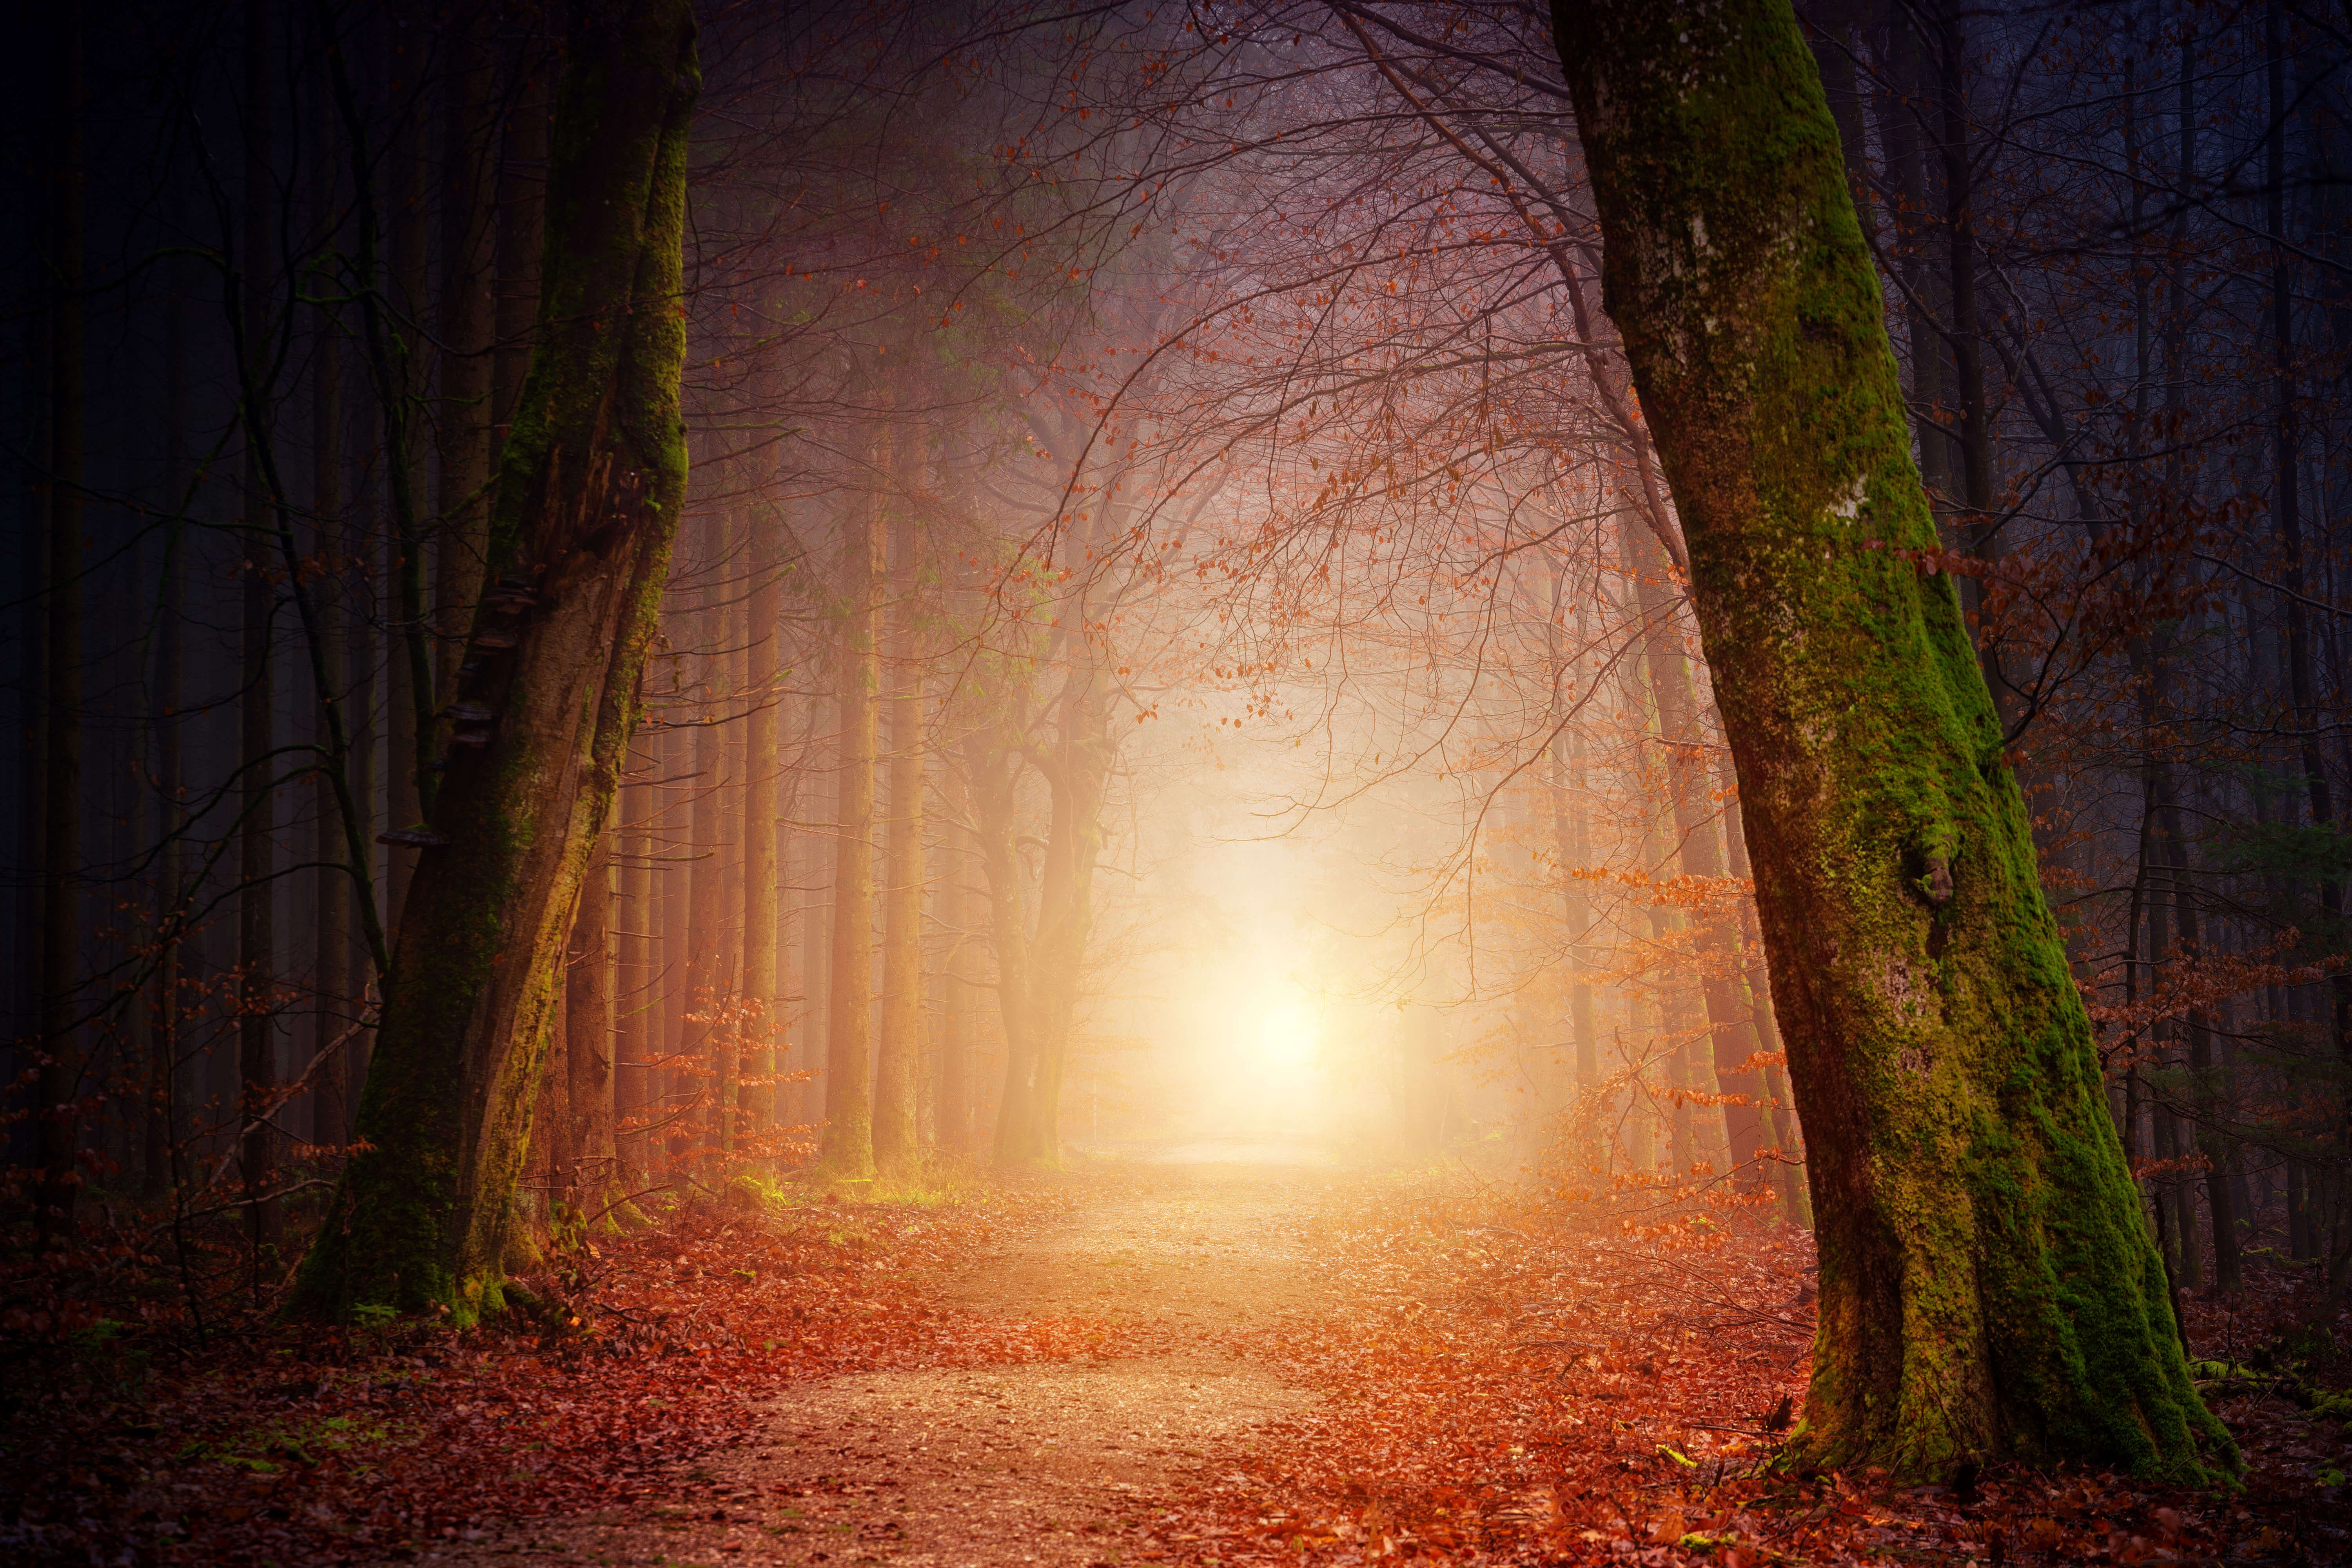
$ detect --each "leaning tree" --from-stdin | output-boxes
[291,0,701,1323]
[1551,0,2232,1482]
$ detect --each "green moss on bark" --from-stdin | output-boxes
[1553,0,2232,1482]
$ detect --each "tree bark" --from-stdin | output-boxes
[683,510,730,1159]
[564,832,614,1204]
[147,211,190,1200]
[873,454,926,1171]
[384,15,434,907]
[1619,606,1707,1171]
[2267,2,2352,1174]
[310,63,352,1148]
[240,0,281,1258]
[800,702,833,1129]
[35,4,86,1241]
[714,533,748,1152]
[1871,6,1951,505]
[1931,6,2022,740]
[819,462,882,1178]
[1553,0,2229,1479]
[492,13,551,461]
[434,0,500,736]
[618,769,652,1172]
[658,714,691,1161]
[1716,742,1814,1227]
[1544,562,1596,1105]
[2152,771,2241,1290]
[938,818,976,1157]
[1022,652,1111,1168]
[1625,516,1769,1185]
[291,0,699,1321]
[1804,3,1874,244]
[968,714,1040,1165]
[741,506,784,1139]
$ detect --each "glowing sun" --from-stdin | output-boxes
[1254,998,1321,1072]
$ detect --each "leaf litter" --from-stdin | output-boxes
[4,1160,2347,1565]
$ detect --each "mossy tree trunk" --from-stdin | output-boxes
[291,0,699,1323]
[1552,0,2232,1481]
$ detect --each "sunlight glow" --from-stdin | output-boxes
[1254,999,1321,1072]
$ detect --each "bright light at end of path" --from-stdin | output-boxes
[1255,999,1320,1071]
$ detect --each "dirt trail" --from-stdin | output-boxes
[443,1145,1347,1566]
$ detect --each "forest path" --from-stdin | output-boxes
[445,1142,1352,1567]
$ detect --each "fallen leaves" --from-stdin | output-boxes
[5,1168,2348,1566]
[0,1184,1124,1564]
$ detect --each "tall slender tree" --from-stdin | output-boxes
[34,2,86,1241]
[741,505,784,1136]
[873,435,926,1170]
[238,0,281,1257]
[563,834,615,1203]
[432,0,499,739]
[310,63,352,1147]
[818,448,881,1178]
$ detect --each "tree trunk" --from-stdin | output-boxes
[1805,4,1874,243]
[239,0,280,1260]
[1620,612,1706,1171]
[658,715,691,1163]
[618,770,652,1173]
[969,720,1040,1165]
[873,461,925,1171]
[938,818,976,1156]
[291,0,699,1321]
[35,5,85,1241]
[800,704,833,1130]
[310,64,351,1148]
[819,467,881,1178]
[345,290,381,1123]
[1871,6,1951,505]
[1553,0,2229,1480]
[1022,656,1111,1168]
[1544,564,1596,1109]
[2267,1,2352,1166]
[742,506,783,1140]
[434,0,499,737]
[564,832,614,1204]
[2154,773,2241,1289]
[1716,743,1813,1227]
[683,510,730,1160]
[715,538,747,1152]
[1626,517,1769,1185]
[492,15,551,461]
[147,215,190,1200]
[384,20,434,909]
[1931,7,2023,740]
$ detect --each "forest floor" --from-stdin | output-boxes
[7,1139,2351,1566]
